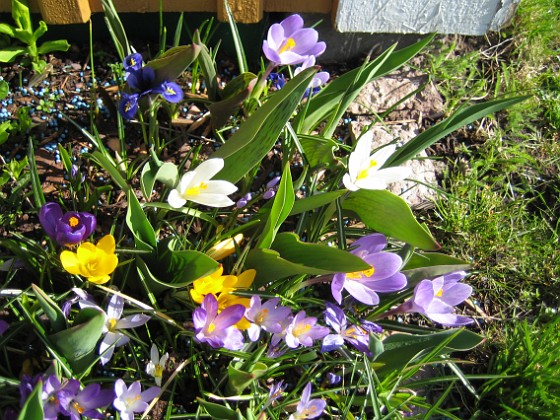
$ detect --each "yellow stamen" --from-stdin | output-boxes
[293,323,312,337]
[125,101,133,112]
[68,216,80,227]
[278,37,296,54]
[207,322,216,333]
[346,266,375,279]
[186,182,208,196]
[356,159,378,180]
[107,317,118,331]
[130,57,136,66]
[166,86,176,95]
[72,402,85,414]
[436,288,444,297]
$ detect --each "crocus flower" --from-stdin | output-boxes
[263,380,285,410]
[343,136,411,191]
[284,310,329,349]
[113,379,160,420]
[146,343,169,386]
[60,234,118,284]
[263,14,326,65]
[263,176,281,200]
[245,296,292,341]
[193,294,245,350]
[332,233,407,305]
[236,192,252,208]
[99,294,151,365]
[294,55,329,89]
[168,158,238,208]
[397,271,473,327]
[288,382,326,420]
[321,303,371,356]
[38,202,96,246]
[61,383,114,420]
[206,234,244,260]
[42,375,80,420]
[19,374,42,408]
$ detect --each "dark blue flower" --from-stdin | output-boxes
[123,53,143,73]
[154,81,184,103]
[118,92,139,120]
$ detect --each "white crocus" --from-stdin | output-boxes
[342,136,411,191]
[167,158,238,208]
[146,343,169,386]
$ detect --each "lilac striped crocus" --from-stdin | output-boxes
[397,271,473,327]
[42,375,80,420]
[284,310,329,349]
[193,294,245,350]
[321,303,371,356]
[288,382,326,420]
[245,296,292,341]
[332,234,407,306]
[113,379,160,420]
[262,14,326,66]
[38,203,96,247]
[61,382,114,420]
[99,294,151,365]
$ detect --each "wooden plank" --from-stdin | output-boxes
[264,0,332,13]
[217,0,264,23]
[37,0,91,24]
[88,0,217,13]
[334,0,520,35]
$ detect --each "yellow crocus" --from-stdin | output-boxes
[60,234,118,284]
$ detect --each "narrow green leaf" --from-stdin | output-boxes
[247,232,370,286]
[257,163,295,248]
[342,189,439,250]
[402,252,470,286]
[85,151,128,191]
[197,398,240,420]
[193,30,219,101]
[18,380,43,420]
[28,138,45,208]
[31,284,67,333]
[37,39,70,55]
[289,190,347,215]
[385,96,530,167]
[126,189,157,251]
[223,0,247,74]
[0,23,16,38]
[101,0,130,60]
[143,202,219,227]
[211,66,317,183]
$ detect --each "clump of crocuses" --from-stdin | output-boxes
[39,202,96,246]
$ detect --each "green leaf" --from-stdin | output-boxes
[12,0,32,34]
[31,284,67,333]
[0,23,16,37]
[402,252,470,286]
[375,329,483,376]
[140,160,179,199]
[226,361,268,396]
[289,190,347,215]
[197,398,242,420]
[101,0,130,60]
[126,189,157,251]
[257,163,295,248]
[298,134,339,167]
[193,30,219,101]
[247,232,370,286]
[143,202,219,227]
[0,46,27,63]
[0,79,9,100]
[147,44,200,85]
[85,151,128,191]
[296,35,434,135]
[209,75,256,130]
[18,379,43,420]
[37,39,70,55]
[32,20,48,42]
[385,96,530,167]
[48,308,105,375]
[211,66,318,183]
[342,189,439,250]
[28,138,45,208]
[223,0,247,74]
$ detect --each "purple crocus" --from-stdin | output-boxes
[332,233,407,306]
[42,375,80,420]
[288,382,326,420]
[193,294,245,350]
[262,14,326,66]
[236,192,253,208]
[38,203,96,247]
[113,379,160,420]
[397,271,473,327]
[294,55,329,89]
[19,374,42,408]
[0,319,8,336]
[263,380,285,409]
[245,296,292,342]
[321,303,371,356]
[284,310,329,349]
[263,176,281,200]
[99,294,151,365]
[60,382,114,420]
